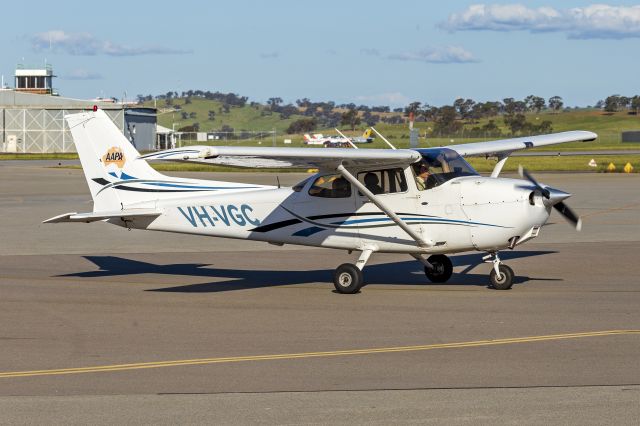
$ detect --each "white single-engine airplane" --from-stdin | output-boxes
[46,109,596,293]
[303,129,374,145]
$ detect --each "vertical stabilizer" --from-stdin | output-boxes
[65,109,164,211]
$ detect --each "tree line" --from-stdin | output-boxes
[138,90,565,136]
[138,89,640,136]
[137,90,248,107]
[285,96,564,136]
[596,95,640,114]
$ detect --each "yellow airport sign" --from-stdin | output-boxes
[623,162,634,173]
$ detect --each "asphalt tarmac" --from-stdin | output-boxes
[1,161,639,425]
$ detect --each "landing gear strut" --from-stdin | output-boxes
[333,248,373,294]
[483,252,514,290]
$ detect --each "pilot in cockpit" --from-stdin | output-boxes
[415,163,432,191]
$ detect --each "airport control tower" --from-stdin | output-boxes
[14,63,57,95]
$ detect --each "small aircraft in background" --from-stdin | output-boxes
[46,109,595,293]
[303,128,374,145]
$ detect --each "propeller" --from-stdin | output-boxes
[518,165,582,231]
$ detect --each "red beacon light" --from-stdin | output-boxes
[92,105,98,112]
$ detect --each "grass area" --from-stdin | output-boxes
[467,155,639,173]
[52,155,639,174]
[0,153,79,160]
[373,110,640,151]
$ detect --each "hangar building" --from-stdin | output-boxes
[1,65,157,153]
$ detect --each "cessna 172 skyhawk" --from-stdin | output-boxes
[46,109,596,293]
[303,128,374,145]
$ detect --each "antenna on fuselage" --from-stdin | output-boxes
[370,127,397,150]
[334,128,358,149]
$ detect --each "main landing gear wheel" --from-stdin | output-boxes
[490,264,514,290]
[333,263,363,294]
[424,255,453,283]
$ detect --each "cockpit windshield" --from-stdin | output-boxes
[413,148,478,189]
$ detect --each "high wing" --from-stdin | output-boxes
[140,146,421,169]
[140,130,596,169]
[446,130,597,157]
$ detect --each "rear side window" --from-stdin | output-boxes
[308,174,352,198]
[357,168,407,195]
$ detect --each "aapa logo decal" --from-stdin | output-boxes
[102,147,126,168]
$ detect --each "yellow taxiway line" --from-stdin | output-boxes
[1,330,638,379]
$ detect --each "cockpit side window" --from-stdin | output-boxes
[356,168,407,195]
[292,177,311,192]
[413,148,478,189]
[308,174,352,198]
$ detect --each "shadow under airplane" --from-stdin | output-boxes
[58,250,560,293]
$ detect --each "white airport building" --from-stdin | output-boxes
[0,64,158,153]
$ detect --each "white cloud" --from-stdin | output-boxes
[443,4,640,39]
[355,92,410,106]
[30,30,191,56]
[62,69,103,80]
[388,46,478,63]
[569,4,640,39]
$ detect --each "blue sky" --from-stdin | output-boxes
[2,1,639,107]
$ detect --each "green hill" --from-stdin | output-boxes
[144,97,640,150]
[147,97,306,133]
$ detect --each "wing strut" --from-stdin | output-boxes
[336,164,433,248]
[490,153,511,178]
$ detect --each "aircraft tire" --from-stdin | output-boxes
[424,255,453,283]
[490,265,514,290]
[333,263,363,294]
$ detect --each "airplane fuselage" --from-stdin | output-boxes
[120,174,550,255]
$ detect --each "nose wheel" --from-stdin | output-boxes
[423,255,453,283]
[484,252,514,290]
[412,254,453,283]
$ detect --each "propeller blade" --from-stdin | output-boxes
[553,201,583,231]
[520,165,582,231]
[519,165,550,198]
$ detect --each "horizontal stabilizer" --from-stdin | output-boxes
[43,209,161,224]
